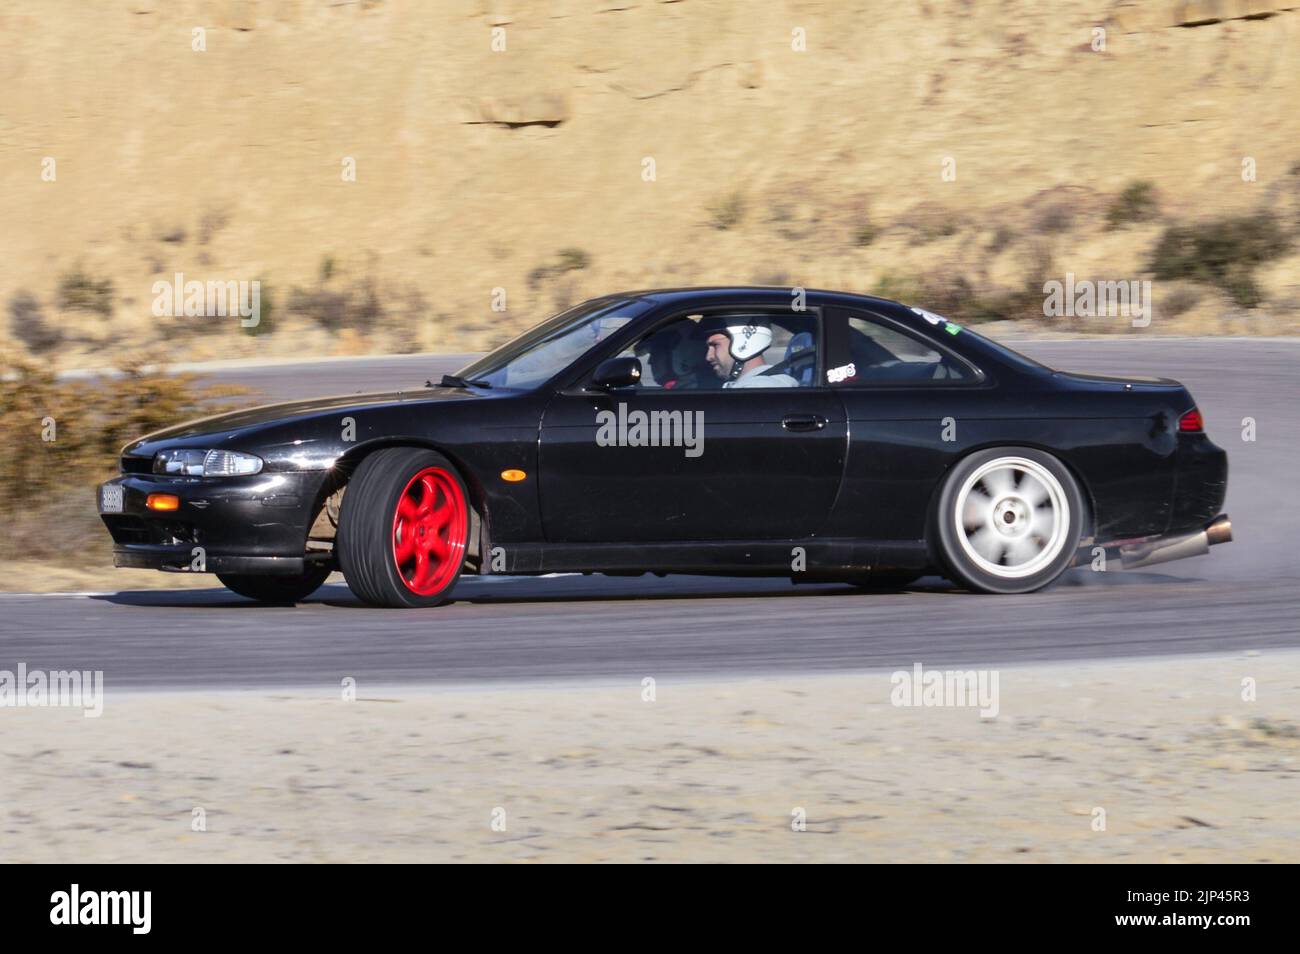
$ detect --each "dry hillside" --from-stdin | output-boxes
[2,0,1299,369]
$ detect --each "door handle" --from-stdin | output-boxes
[782,413,827,432]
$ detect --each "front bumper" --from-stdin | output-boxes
[98,470,330,575]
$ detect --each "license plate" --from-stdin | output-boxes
[99,483,124,513]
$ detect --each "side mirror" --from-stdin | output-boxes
[591,356,642,389]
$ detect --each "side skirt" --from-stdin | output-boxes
[487,538,930,576]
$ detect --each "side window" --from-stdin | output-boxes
[614,316,716,390]
[831,315,972,385]
[617,313,818,389]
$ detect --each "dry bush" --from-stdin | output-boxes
[1149,211,1290,307]
[289,277,383,333]
[7,291,62,354]
[1106,180,1159,228]
[56,266,115,318]
[0,356,251,561]
[706,191,747,230]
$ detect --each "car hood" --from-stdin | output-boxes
[123,386,483,456]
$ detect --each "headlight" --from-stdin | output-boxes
[153,449,263,476]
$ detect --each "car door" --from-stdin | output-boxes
[537,309,847,543]
[822,305,989,541]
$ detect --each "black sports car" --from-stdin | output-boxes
[98,287,1231,607]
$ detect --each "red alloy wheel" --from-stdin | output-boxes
[390,466,468,596]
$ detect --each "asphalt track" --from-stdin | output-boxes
[4,338,1297,689]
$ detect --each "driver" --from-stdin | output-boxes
[700,316,798,388]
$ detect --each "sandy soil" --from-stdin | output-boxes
[3,1,1299,368]
[0,560,238,593]
[2,651,1296,862]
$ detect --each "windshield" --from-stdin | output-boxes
[456,298,653,390]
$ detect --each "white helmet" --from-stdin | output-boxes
[701,316,773,379]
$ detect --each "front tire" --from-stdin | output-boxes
[934,448,1083,594]
[217,565,332,603]
[336,447,471,608]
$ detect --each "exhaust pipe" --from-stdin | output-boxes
[1120,514,1232,570]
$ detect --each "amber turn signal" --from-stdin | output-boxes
[500,469,527,483]
[146,493,181,511]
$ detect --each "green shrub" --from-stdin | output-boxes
[1149,212,1289,307]
[1106,180,1158,228]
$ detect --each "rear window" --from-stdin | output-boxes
[833,315,972,384]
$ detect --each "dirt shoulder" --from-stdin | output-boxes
[2,652,1295,862]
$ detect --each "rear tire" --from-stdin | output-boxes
[935,447,1083,594]
[217,565,331,603]
[336,447,471,608]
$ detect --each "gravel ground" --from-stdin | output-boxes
[3,650,1296,863]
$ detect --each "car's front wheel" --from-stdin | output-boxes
[336,447,471,608]
[217,564,332,603]
[934,448,1083,594]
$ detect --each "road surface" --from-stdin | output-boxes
[4,338,1296,689]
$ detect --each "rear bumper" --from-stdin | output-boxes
[98,470,329,574]
[1169,433,1228,532]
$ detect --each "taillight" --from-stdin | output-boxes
[1178,408,1204,433]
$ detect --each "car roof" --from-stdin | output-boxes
[613,286,905,311]
[606,286,1052,381]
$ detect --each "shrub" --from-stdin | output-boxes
[1106,180,1158,228]
[0,356,250,561]
[707,191,747,230]
[289,277,382,333]
[871,273,923,303]
[852,217,877,247]
[1032,202,1075,234]
[1149,211,1289,307]
[556,247,591,272]
[987,226,1017,254]
[56,267,115,318]
[1161,284,1201,318]
[7,291,62,354]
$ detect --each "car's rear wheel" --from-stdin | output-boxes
[336,447,471,608]
[217,565,332,603]
[935,448,1083,594]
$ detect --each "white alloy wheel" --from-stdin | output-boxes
[953,456,1070,579]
